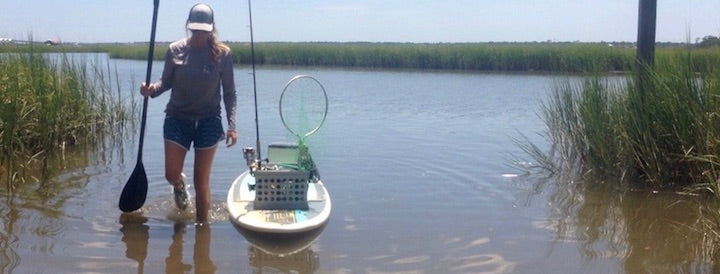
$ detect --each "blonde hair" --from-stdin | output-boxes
[208,27,230,65]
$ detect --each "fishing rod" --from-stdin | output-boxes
[247,0,262,166]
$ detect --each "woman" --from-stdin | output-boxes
[140,3,237,224]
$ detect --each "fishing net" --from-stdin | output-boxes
[279,75,328,173]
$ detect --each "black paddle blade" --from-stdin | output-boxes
[119,162,149,212]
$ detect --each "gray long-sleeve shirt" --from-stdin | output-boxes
[151,38,237,131]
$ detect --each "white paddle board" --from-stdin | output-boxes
[227,170,331,234]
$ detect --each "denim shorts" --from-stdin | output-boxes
[163,115,225,150]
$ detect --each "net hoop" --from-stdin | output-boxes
[279,75,328,139]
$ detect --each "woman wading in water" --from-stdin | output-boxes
[140,3,238,224]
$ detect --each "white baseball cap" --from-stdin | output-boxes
[187,3,214,32]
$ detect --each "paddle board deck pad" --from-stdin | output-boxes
[227,169,331,234]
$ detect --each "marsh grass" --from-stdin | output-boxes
[101,42,720,73]
[522,49,720,194]
[107,42,638,72]
[0,45,137,187]
[510,49,720,268]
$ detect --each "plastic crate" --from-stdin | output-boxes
[253,169,310,210]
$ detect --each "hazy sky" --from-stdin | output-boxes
[2,1,719,43]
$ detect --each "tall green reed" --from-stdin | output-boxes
[0,45,137,186]
[527,50,720,194]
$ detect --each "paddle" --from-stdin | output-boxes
[119,0,160,212]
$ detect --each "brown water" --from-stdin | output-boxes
[2,55,720,273]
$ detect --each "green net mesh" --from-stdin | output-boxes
[279,75,327,174]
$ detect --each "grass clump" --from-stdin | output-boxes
[526,52,720,193]
[0,46,137,185]
[516,53,720,268]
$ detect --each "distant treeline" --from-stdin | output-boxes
[5,42,720,73]
[232,42,639,72]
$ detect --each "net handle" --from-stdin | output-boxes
[279,75,328,138]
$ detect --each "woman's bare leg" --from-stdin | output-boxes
[165,141,188,189]
[193,145,217,223]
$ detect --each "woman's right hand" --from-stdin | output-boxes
[140,82,155,97]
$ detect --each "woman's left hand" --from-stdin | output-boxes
[226,129,238,147]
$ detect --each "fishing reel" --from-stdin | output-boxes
[243,147,261,173]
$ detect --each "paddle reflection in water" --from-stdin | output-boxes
[119,213,148,274]
[119,213,216,273]
[530,177,720,273]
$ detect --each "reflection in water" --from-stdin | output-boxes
[620,191,720,273]
[165,222,191,273]
[237,225,323,273]
[0,150,86,273]
[0,122,131,272]
[534,176,720,272]
[358,236,516,273]
[120,214,217,274]
[441,237,516,273]
[119,213,149,274]
[0,196,20,274]
[248,245,319,274]
[192,224,217,273]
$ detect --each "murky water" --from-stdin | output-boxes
[2,54,720,273]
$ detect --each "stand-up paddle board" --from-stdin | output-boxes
[227,143,331,234]
[230,1,331,235]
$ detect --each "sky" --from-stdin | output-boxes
[1,0,719,44]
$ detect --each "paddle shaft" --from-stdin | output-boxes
[118,0,159,212]
[137,0,160,162]
[248,0,262,162]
